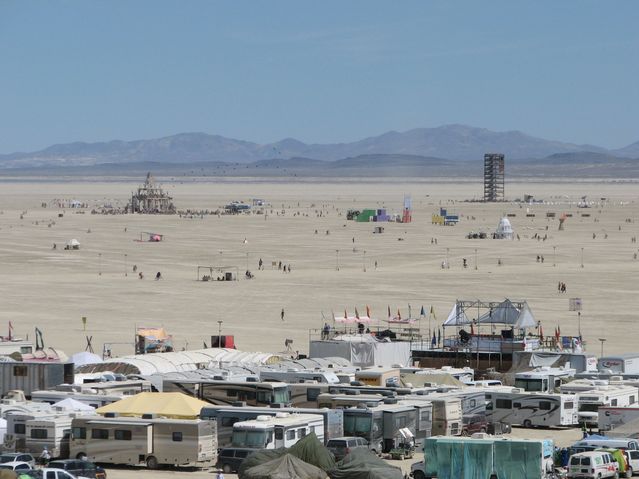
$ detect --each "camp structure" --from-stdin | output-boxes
[136,327,173,354]
[96,392,208,419]
[127,172,176,214]
[432,208,459,226]
[197,265,239,281]
[65,238,80,250]
[493,216,514,239]
[329,448,403,479]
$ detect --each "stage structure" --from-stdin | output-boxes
[483,154,505,202]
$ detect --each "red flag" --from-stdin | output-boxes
[397,308,401,320]
[558,325,561,337]
[355,308,360,319]
[366,305,371,318]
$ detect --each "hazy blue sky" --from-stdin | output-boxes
[1,1,637,152]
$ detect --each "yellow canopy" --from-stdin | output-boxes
[96,392,208,419]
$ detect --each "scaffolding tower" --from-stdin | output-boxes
[483,153,505,202]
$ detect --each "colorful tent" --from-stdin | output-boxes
[95,392,207,419]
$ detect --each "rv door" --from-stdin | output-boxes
[274,427,285,449]
[146,425,153,454]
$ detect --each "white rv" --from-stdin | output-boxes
[430,397,463,436]
[231,413,324,449]
[514,367,576,393]
[259,368,340,384]
[25,414,74,458]
[573,385,639,427]
[69,416,216,469]
[486,391,578,427]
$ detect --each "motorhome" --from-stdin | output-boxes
[573,386,639,427]
[570,437,639,453]
[341,403,418,453]
[354,368,401,387]
[0,339,34,357]
[486,391,578,427]
[69,416,216,469]
[400,366,474,384]
[3,410,58,452]
[514,367,577,393]
[231,413,323,449]
[258,368,340,384]
[599,406,639,432]
[200,406,343,447]
[392,399,433,445]
[287,382,431,408]
[25,414,74,458]
[31,380,152,409]
[163,379,290,407]
[430,397,463,436]
[317,393,387,409]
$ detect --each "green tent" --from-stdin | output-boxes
[242,453,327,479]
[239,449,287,478]
[329,448,403,479]
[288,432,336,472]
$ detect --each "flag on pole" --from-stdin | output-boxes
[8,321,13,340]
[430,305,436,320]
[387,305,391,319]
[420,305,425,317]
[408,304,412,318]
[366,305,371,318]
[344,309,348,319]
[539,324,544,341]
[397,308,401,320]
[355,308,360,319]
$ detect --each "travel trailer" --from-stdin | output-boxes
[163,379,291,407]
[570,437,639,453]
[599,354,639,376]
[69,416,216,469]
[3,410,55,452]
[514,367,577,393]
[486,391,578,427]
[200,406,343,447]
[599,406,639,432]
[231,413,324,449]
[0,339,34,357]
[572,385,639,427]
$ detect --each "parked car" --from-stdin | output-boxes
[13,468,92,479]
[215,447,255,473]
[48,459,106,479]
[462,415,489,436]
[623,449,639,477]
[0,461,32,471]
[567,451,619,479]
[0,453,36,467]
[326,437,369,461]
[410,460,426,479]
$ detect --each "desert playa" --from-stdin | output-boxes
[0,178,636,359]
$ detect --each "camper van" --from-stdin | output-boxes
[514,367,577,393]
[231,413,324,449]
[163,379,291,407]
[486,391,578,427]
[200,406,343,447]
[342,403,418,453]
[69,416,216,469]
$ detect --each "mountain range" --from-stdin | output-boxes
[0,124,637,177]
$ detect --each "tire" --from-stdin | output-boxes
[222,464,232,474]
[146,456,159,469]
[627,468,633,478]
[76,453,87,461]
[523,420,532,428]
[414,471,426,479]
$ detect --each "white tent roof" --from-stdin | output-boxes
[70,351,103,367]
[476,299,536,329]
[68,238,80,246]
[52,398,95,412]
[496,217,513,234]
[443,303,471,326]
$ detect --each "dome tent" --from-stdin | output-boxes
[494,217,514,240]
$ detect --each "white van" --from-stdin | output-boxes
[568,451,619,479]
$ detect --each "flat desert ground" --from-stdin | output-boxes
[0,178,637,359]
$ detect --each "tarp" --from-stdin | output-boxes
[52,398,95,412]
[288,433,336,472]
[69,351,103,367]
[241,453,326,479]
[436,438,494,479]
[95,392,208,419]
[309,340,411,369]
[328,448,403,479]
[137,327,171,341]
[493,439,543,479]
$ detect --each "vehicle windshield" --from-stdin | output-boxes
[344,414,372,435]
[232,430,268,448]
[273,387,290,405]
[514,378,544,392]
[0,455,18,463]
[579,404,600,412]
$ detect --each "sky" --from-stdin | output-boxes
[0,1,637,153]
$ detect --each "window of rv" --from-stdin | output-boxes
[30,429,48,439]
[91,429,109,440]
[579,403,599,412]
[273,387,290,405]
[114,430,132,440]
[344,414,375,435]
[232,430,269,448]
[72,427,86,439]
[172,432,183,442]
[514,378,545,392]
[14,424,25,434]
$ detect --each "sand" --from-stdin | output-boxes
[0,178,637,359]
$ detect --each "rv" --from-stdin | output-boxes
[599,406,639,432]
[514,367,577,393]
[400,366,475,384]
[0,339,34,357]
[599,354,639,376]
[25,414,74,458]
[573,386,639,427]
[200,406,343,447]
[342,403,418,453]
[30,380,151,409]
[355,368,400,387]
[231,413,324,449]
[3,410,55,452]
[486,391,578,427]
[317,393,387,409]
[570,437,639,453]
[392,399,433,445]
[430,397,463,436]
[259,368,340,384]
[288,383,426,408]
[163,379,291,407]
[69,416,216,469]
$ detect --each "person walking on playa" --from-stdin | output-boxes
[281,308,285,321]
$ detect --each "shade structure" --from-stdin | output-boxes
[476,299,537,329]
[96,392,208,419]
[241,453,327,479]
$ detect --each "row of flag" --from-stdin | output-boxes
[338,305,437,319]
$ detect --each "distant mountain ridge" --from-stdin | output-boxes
[1,124,636,169]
